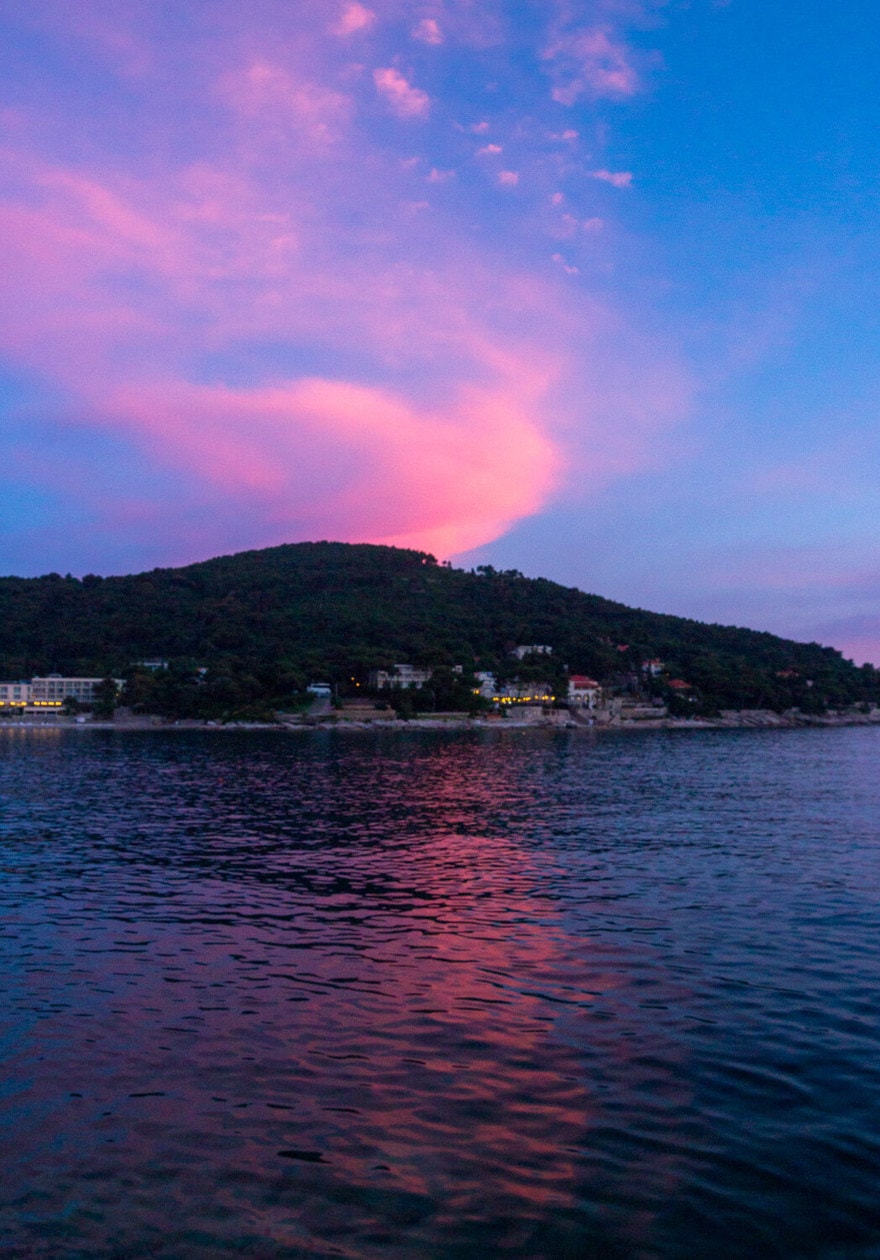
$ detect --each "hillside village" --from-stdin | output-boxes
[2,541,879,724]
[363,646,666,722]
[3,640,877,730]
[0,648,632,722]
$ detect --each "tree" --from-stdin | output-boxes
[92,677,118,719]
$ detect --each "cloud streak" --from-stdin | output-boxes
[588,168,633,188]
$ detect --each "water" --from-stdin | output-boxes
[1,724,880,1258]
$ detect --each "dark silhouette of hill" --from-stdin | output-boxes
[0,541,875,717]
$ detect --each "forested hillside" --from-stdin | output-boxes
[1,541,876,717]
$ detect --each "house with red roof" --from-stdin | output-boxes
[568,675,602,708]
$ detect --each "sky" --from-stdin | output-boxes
[2,1,880,664]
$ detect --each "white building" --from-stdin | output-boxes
[474,671,497,699]
[369,665,433,690]
[29,676,124,708]
[512,644,553,660]
[568,675,602,708]
[493,680,555,706]
[0,681,31,708]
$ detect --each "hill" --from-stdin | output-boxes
[1,541,876,718]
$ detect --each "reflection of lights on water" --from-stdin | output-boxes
[0,723,63,737]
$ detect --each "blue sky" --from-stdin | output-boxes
[1,0,879,662]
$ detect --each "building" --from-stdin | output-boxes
[512,644,553,660]
[29,676,124,708]
[0,681,31,709]
[369,665,433,690]
[568,675,601,708]
[474,671,497,699]
[474,671,555,705]
[493,681,555,705]
[641,659,665,677]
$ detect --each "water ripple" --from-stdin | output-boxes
[2,726,880,1257]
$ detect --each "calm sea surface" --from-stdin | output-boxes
[2,725,880,1258]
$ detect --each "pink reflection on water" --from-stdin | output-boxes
[3,733,698,1254]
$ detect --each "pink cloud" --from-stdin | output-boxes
[107,376,560,558]
[16,2,157,78]
[551,212,579,239]
[0,139,569,559]
[331,3,376,36]
[412,18,443,45]
[477,143,503,156]
[373,67,430,118]
[544,26,640,104]
[219,61,351,145]
[588,168,633,188]
[1,120,688,529]
[0,1,692,570]
[552,253,580,275]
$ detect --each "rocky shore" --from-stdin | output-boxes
[5,706,880,734]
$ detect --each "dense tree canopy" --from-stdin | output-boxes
[1,541,876,718]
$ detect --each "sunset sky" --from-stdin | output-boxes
[2,1,879,662]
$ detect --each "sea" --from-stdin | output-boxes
[2,724,880,1259]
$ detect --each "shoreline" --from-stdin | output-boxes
[4,707,880,735]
